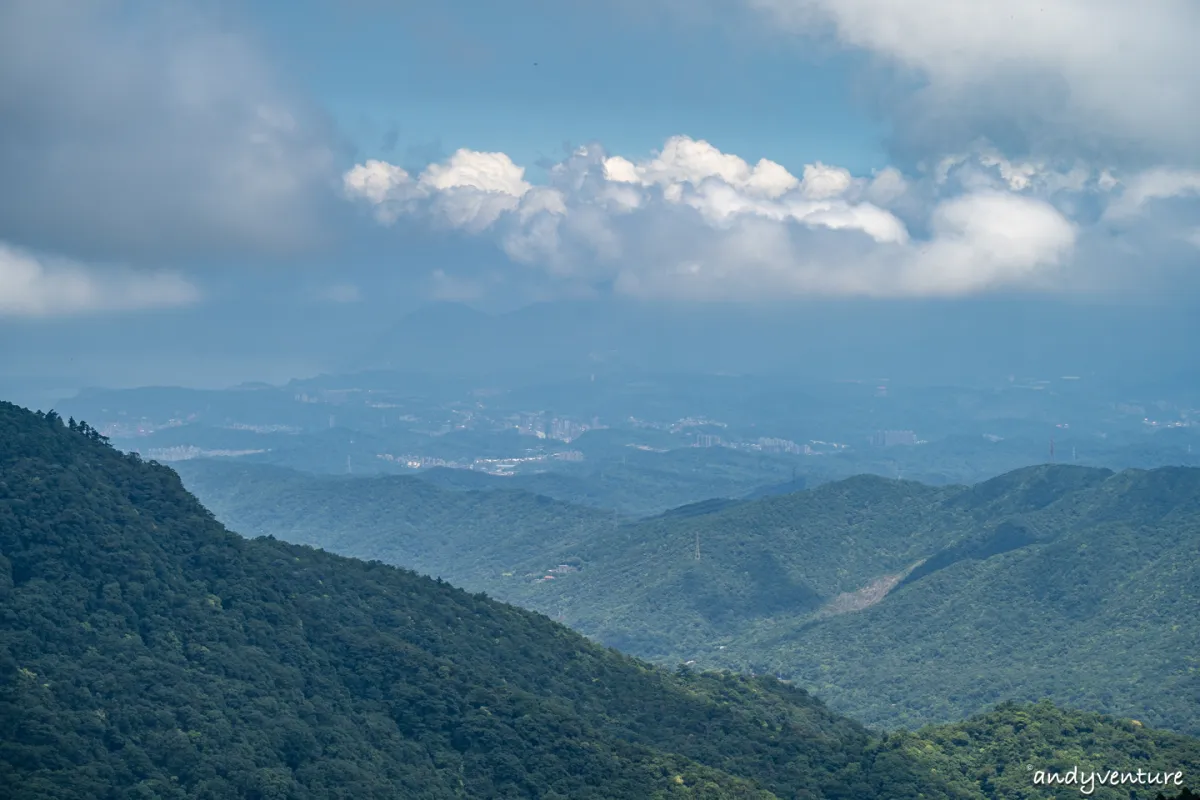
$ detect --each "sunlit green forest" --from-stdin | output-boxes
[181,456,1200,737]
[3,401,1199,799]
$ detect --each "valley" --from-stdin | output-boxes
[179,458,1200,739]
[4,401,1200,799]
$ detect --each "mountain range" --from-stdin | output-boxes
[5,400,1199,798]
[354,299,1200,389]
[177,457,1200,738]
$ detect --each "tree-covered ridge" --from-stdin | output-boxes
[894,702,1200,800]
[172,458,617,589]
[734,464,1200,736]
[510,474,970,655]
[178,455,1200,739]
[4,401,1200,798]
[0,400,957,799]
[179,461,974,652]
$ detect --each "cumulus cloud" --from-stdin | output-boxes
[0,0,339,264]
[602,136,800,198]
[343,150,536,232]
[902,192,1076,295]
[0,242,199,318]
[742,0,1200,166]
[930,148,1111,203]
[1104,169,1200,220]
[344,136,1106,301]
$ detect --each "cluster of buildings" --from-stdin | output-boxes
[513,414,603,443]
[135,446,266,462]
[870,430,918,447]
[376,449,584,475]
[100,417,189,438]
[223,423,299,434]
[754,437,808,455]
[670,417,728,433]
[375,454,463,469]
[693,433,819,455]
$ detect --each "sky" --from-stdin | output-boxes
[1,0,1199,386]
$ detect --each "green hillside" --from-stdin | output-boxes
[0,401,943,799]
[736,465,1200,735]
[180,456,1200,740]
[534,464,1200,736]
[895,702,1200,800]
[4,402,1200,798]
[172,459,617,590]
[177,446,812,519]
[506,475,969,655]
[410,460,801,518]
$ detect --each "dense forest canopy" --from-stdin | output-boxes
[2,401,1199,799]
[179,455,1200,737]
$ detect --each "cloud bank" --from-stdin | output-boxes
[0,243,199,318]
[0,0,339,266]
[344,134,1200,301]
[0,0,344,318]
[741,0,1200,166]
[4,0,1197,317]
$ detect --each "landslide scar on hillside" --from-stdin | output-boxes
[817,559,926,618]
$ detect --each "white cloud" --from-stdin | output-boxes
[342,150,537,231]
[606,190,1076,301]
[799,163,853,199]
[344,136,1111,300]
[1104,169,1200,220]
[0,242,199,318]
[933,148,1105,196]
[862,167,909,206]
[743,0,1200,165]
[420,150,531,196]
[342,161,423,225]
[343,160,414,206]
[603,136,800,198]
[902,192,1076,295]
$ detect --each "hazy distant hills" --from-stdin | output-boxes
[180,456,1200,739]
[175,458,805,590]
[173,459,616,591]
[10,294,1200,394]
[47,357,1200,525]
[175,449,798,519]
[6,400,1200,799]
[353,298,1200,388]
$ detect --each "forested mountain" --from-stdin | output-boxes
[180,456,1200,740]
[174,444,813,518]
[732,465,1200,735]
[0,401,938,799]
[3,401,1200,798]
[172,460,618,590]
[408,459,801,519]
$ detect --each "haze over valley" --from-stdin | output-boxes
[4,0,1200,797]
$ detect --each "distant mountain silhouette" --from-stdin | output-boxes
[348,296,1200,385]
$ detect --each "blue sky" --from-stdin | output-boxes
[1,0,1199,385]
[246,0,888,175]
